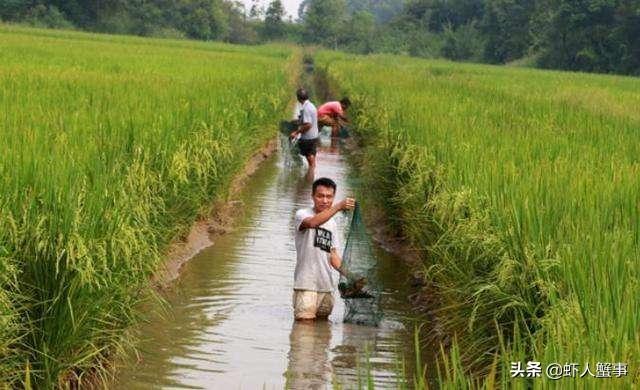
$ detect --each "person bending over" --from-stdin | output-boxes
[318,98,350,137]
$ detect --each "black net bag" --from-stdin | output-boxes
[280,119,297,135]
[339,203,383,326]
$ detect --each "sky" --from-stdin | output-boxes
[239,0,302,19]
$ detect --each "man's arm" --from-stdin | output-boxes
[335,104,349,123]
[290,120,311,139]
[330,249,357,281]
[292,103,313,138]
[297,122,312,133]
[299,198,355,231]
[290,122,310,140]
[330,248,342,272]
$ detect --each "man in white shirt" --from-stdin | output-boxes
[293,177,355,320]
[289,88,319,174]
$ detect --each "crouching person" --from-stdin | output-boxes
[293,178,355,320]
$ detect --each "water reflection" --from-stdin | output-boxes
[285,321,333,389]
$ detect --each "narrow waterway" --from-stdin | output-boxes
[114,134,419,389]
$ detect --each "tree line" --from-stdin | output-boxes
[0,0,281,43]
[301,0,639,75]
[1,0,638,75]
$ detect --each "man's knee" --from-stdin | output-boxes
[306,155,316,168]
[316,293,334,318]
[293,290,317,320]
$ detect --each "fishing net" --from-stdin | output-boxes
[279,120,302,166]
[320,125,350,139]
[337,126,350,138]
[339,203,383,326]
[279,120,349,167]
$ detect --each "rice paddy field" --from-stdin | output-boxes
[0,25,295,387]
[2,21,638,389]
[317,51,640,388]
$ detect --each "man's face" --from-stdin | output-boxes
[312,185,335,212]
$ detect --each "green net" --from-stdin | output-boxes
[339,203,383,326]
[279,119,297,135]
[338,126,350,138]
[279,120,302,166]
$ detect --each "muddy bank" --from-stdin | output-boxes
[155,138,279,288]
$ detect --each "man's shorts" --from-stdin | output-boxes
[292,290,334,320]
[318,114,338,127]
[297,138,318,157]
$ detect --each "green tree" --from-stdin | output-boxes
[249,0,262,19]
[403,0,484,32]
[298,0,311,20]
[481,0,535,63]
[47,0,99,27]
[224,1,258,43]
[611,0,640,74]
[302,0,349,48]
[179,0,228,40]
[341,10,376,53]
[263,0,285,40]
[534,0,638,73]
[346,0,403,23]
[441,20,483,61]
[25,4,74,28]
[0,0,29,20]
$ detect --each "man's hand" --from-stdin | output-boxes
[289,130,299,140]
[339,197,356,211]
[299,197,355,231]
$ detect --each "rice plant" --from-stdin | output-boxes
[0,24,297,387]
[317,51,640,388]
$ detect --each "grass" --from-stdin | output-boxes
[317,51,640,388]
[0,24,297,387]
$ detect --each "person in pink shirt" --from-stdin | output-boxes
[318,97,351,137]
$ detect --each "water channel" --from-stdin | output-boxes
[114,134,420,389]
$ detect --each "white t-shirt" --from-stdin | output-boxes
[293,207,341,292]
[292,102,302,120]
[298,100,318,140]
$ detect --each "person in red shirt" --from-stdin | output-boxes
[317,97,351,137]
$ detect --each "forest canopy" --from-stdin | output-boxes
[1,0,638,75]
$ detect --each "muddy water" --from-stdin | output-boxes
[115,135,419,389]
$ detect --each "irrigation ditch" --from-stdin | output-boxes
[109,56,435,388]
